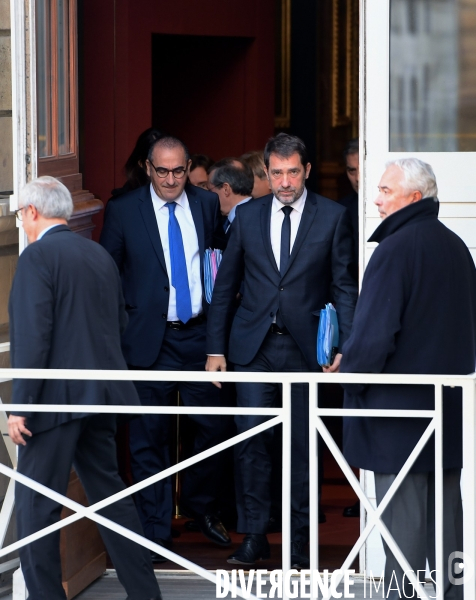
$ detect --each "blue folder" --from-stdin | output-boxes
[317,303,339,367]
[204,248,223,304]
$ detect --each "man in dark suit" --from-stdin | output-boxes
[341,158,476,599]
[208,158,253,239]
[338,138,359,283]
[8,176,162,600]
[100,136,230,560]
[206,133,358,567]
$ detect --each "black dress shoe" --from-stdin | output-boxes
[150,538,172,563]
[227,534,270,565]
[343,500,360,518]
[198,514,231,547]
[290,541,310,569]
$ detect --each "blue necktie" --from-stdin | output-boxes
[167,202,192,323]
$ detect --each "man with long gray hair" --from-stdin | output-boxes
[8,176,162,600]
[341,158,476,599]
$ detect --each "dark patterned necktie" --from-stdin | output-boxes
[276,205,293,329]
[279,205,293,275]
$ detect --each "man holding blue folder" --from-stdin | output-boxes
[206,133,357,567]
[101,135,231,560]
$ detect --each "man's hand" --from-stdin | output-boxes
[205,355,227,388]
[8,415,32,446]
[322,353,342,374]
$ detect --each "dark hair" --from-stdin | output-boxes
[240,150,266,179]
[124,127,162,189]
[209,159,254,196]
[344,138,359,158]
[190,154,214,173]
[263,133,308,169]
[148,135,190,164]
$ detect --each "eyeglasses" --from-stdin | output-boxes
[13,206,27,221]
[148,160,187,179]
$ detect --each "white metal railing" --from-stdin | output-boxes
[0,368,473,600]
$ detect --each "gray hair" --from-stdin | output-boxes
[209,160,254,196]
[386,158,438,199]
[19,176,73,220]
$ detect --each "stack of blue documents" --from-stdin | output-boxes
[317,303,339,367]
[204,248,223,303]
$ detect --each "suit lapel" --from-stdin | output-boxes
[260,199,280,276]
[281,191,318,276]
[186,186,205,257]
[138,187,167,274]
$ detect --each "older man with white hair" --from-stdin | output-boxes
[9,176,162,600]
[341,158,476,599]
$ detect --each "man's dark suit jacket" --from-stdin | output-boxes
[9,225,138,434]
[100,183,226,367]
[206,191,358,370]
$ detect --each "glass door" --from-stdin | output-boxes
[362,0,476,273]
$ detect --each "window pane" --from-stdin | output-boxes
[390,0,476,152]
[57,0,72,155]
[36,0,53,158]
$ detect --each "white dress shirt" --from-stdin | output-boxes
[270,188,307,270]
[150,184,202,321]
[37,223,62,240]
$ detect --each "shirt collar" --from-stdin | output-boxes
[150,183,188,209]
[271,187,307,215]
[37,224,63,240]
[228,197,252,223]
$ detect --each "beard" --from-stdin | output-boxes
[274,181,306,205]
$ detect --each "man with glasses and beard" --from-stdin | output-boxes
[101,135,230,562]
[206,133,357,567]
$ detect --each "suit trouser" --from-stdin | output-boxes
[234,330,312,544]
[129,321,230,541]
[375,469,463,600]
[16,414,160,600]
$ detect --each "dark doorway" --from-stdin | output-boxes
[152,34,253,159]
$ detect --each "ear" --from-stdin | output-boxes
[145,160,152,178]
[186,159,192,175]
[411,190,423,203]
[263,165,270,181]
[223,182,232,197]
[28,204,39,221]
[305,162,311,180]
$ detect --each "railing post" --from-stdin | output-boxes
[309,380,318,599]
[434,384,443,600]
[282,379,292,600]
[462,378,476,599]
